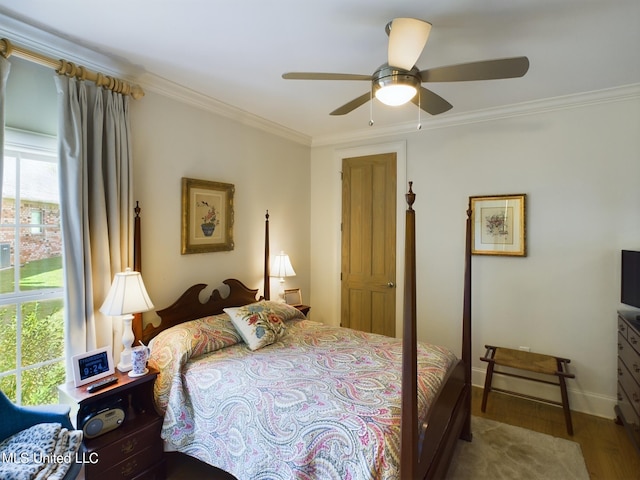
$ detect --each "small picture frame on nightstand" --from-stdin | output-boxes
[71,347,115,387]
[284,288,302,306]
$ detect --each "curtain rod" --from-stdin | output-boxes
[0,38,144,99]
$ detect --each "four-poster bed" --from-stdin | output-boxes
[132,184,472,479]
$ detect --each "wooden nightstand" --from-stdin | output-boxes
[294,304,311,316]
[58,369,165,479]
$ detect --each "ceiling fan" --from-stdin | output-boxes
[282,18,529,116]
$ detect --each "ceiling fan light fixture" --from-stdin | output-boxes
[375,84,417,106]
[387,18,432,71]
[373,65,421,107]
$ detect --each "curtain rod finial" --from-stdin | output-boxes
[0,38,13,58]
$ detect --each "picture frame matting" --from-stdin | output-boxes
[470,194,526,256]
[181,177,235,254]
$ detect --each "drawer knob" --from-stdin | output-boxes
[619,343,624,351]
[618,368,624,377]
[121,459,138,477]
[633,393,640,404]
[618,393,624,401]
[121,438,138,454]
[632,336,638,345]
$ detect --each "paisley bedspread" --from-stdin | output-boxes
[149,312,457,480]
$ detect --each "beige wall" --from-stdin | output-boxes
[309,93,640,418]
[130,91,311,325]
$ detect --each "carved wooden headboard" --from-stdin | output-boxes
[131,209,271,345]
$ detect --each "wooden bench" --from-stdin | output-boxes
[480,345,575,435]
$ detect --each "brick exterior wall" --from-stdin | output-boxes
[0,198,62,267]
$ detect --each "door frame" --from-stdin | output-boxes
[333,141,407,338]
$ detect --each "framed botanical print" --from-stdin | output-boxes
[470,194,526,256]
[181,177,234,254]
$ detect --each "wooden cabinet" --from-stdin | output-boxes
[58,369,165,479]
[294,304,311,316]
[616,310,640,452]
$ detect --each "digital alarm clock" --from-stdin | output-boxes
[71,347,115,387]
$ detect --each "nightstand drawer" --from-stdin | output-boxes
[85,416,163,478]
[92,443,163,480]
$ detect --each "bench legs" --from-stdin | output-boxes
[480,345,574,436]
[481,357,495,413]
[558,374,573,436]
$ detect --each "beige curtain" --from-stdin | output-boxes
[55,75,133,371]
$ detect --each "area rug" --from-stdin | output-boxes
[446,416,589,480]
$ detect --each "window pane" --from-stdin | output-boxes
[1,155,16,225]
[19,227,63,291]
[21,362,65,405]
[19,157,59,207]
[0,232,15,293]
[21,299,64,366]
[0,304,17,370]
[0,375,16,402]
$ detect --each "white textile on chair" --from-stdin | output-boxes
[0,422,83,480]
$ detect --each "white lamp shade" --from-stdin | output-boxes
[271,252,296,278]
[100,268,154,316]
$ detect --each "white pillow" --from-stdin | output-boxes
[224,303,287,351]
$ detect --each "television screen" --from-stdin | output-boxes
[622,250,640,309]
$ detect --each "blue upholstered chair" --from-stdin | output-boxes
[0,390,83,480]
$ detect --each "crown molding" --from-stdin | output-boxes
[136,73,312,147]
[0,11,142,79]
[311,83,640,147]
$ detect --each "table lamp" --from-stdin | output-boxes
[100,268,154,372]
[272,251,296,283]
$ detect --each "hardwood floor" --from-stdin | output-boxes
[165,386,640,479]
[472,386,640,480]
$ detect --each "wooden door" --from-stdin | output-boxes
[341,153,396,336]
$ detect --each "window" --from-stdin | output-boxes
[30,209,44,235]
[0,128,64,405]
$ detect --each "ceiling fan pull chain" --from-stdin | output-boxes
[417,89,422,130]
[369,88,374,126]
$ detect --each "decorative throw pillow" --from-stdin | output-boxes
[224,302,287,351]
[257,300,306,321]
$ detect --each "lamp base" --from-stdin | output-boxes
[117,362,132,373]
[117,350,132,372]
[118,314,134,372]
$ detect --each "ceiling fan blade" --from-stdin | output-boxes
[419,56,530,82]
[411,87,453,115]
[330,92,371,115]
[387,18,432,70]
[283,72,371,81]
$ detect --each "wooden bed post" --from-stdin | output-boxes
[461,200,473,441]
[401,182,418,479]
[132,201,143,343]
[264,210,270,301]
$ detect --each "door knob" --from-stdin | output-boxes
[387,281,395,288]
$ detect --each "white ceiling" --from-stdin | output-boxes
[0,0,638,142]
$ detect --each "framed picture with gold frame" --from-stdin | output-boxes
[470,194,526,256]
[181,177,234,254]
